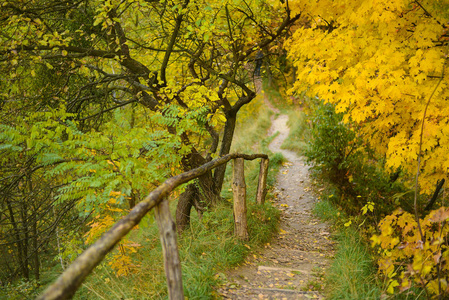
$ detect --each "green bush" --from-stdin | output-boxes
[305,102,359,184]
[304,101,407,216]
[303,102,362,210]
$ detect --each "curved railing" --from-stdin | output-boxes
[37,153,269,300]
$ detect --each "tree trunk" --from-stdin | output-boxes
[175,184,196,233]
[6,198,29,279]
[265,59,273,87]
[213,111,237,195]
[176,150,220,232]
[232,158,248,240]
[28,176,40,281]
[181,150,219,204]
[21,202,30,280]
[32,204,40,281]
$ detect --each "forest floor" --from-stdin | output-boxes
[216,108,335,299]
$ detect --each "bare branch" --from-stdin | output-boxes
[76,98,139,121]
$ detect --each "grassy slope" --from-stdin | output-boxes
[313,200,384,299]
[280,110,310,154]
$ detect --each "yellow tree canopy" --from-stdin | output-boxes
[287,0,449,194]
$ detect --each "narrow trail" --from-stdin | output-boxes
[217,113,335,299]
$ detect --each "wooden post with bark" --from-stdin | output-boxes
[256,158,269,204]
[155,198,184,300]
[232,157,249,241]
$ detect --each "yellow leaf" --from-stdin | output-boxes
[93,17,103,27]
[387,280,399,294]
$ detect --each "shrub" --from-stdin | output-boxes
[303,101,364,210]
[305,102,359,184]
[304,100,408,216]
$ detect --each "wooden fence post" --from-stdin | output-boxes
[155,198,184,300]
[256,158,269,205]
[233,158,249,240]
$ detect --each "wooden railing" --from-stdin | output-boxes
[37,153,269,300]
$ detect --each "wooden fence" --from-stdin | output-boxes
[37,153,269,300]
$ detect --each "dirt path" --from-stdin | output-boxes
[216,114,335,299]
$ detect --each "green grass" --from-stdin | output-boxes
[312,197,384,299]
[326,227,382,300]
[313,196,342,223]
[280,109,310,155]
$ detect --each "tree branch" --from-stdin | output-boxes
[76,98,139,121]
[160,0,190,85]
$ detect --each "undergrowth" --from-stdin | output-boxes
[314,194,426,300]
[313,197,384,299]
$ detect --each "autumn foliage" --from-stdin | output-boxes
[372,207,449,296]
[287,0,449,194]
[286,0,449,297]
[2,0,449,297]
